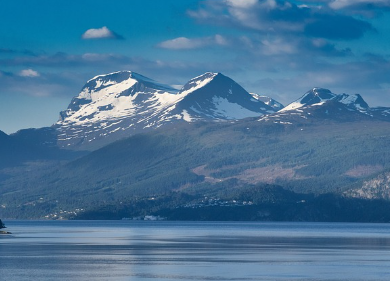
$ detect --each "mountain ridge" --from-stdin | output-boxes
[55,71,276,149]
[4,72,390,154]
[2,71,390,219]
[280,87,370,113]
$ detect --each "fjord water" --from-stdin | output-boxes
[1,221,390,281]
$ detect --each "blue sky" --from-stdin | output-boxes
[1,0,390,134]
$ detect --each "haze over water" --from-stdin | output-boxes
[1,221,390,280]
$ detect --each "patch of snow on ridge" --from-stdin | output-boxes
[79,77,138,101]
[339,94,358,105]
[181,110,193,122]
[86,70,130,83]
[211,96,263,119]
[337,94,368,112]
[250,93,284,110]
[279,100,306,112]
[60,88,185,127]
[94,79,116,89]
[154,91,186,108]
[310,102,326,107]
[62,94,136,125]
[178,72,218,96]
[379,108,390,115]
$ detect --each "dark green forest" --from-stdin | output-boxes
[2,115,390,220]
[75,185,390,222]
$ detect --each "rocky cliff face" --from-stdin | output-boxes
[345,170,390,200]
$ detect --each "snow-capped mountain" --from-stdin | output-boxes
[54,72,390,150]
[59,71,178,123]
[280,88,369,113]
[172,72,275,121]
[259,87,390,124]
[56,71,181,148]
[56,71,275,149]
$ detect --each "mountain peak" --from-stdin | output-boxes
[87,70,131,83]
[59,70,177,122]
[279,88,371,113]
[87,70,159,85]
[281,88,336,112]
[178,72,220,96]
[309,87,335,99]
[174,72,275,120]
[80,71,175,101]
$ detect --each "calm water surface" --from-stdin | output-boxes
[1,221,390,280]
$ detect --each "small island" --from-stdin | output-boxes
[0,219,11,234]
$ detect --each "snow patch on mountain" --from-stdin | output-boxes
[78,76,137,101]
[181,110,193,122]
[209,96,265,119]
[61,91,183,126]
[336,94,369,112]
[250,93,284,110]
[178,72,218,96]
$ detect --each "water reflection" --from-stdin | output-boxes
[1,221,390,280]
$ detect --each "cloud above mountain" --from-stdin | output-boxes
[82,26,124,40]
[157,35,228,50]
[187,0,374,40]
[329,0,390,10]
[19,69,40,77]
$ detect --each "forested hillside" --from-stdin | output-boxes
[2,115,390,219]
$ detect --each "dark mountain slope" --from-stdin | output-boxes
[0,128,83,169]
[2,114,390,218]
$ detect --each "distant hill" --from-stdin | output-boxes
[2,115,390,218]
[0,127,83,169]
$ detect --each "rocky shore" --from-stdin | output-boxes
[0,219,10,234]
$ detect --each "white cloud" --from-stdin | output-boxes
[158,37,204,49]
[82,26,121,39]
[329,0,390,9]
[261,38,297,55]
[214,34,229,46]
[189,0,307,33]
[225,0,259,8]
[19,69,40,77]
[157,35,229,50]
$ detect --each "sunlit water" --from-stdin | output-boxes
[1,221,390,280]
